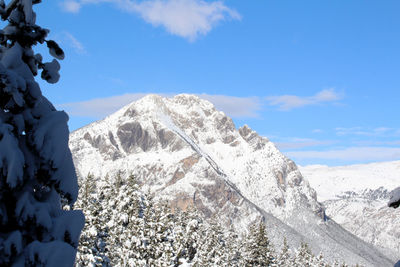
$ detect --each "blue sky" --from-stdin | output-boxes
[35,0,400,166]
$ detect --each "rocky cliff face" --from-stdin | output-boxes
[69,94,396,266]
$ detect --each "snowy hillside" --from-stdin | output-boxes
[70,94,396,266]
[300,162,400,257]
[300,161,400,202]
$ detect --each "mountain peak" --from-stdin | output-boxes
[114,94,218,123]
[70,94,325,226]
[69,93,396,266]
[173,93,203,104]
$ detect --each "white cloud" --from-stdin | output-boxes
[265,88,342,111]
[275,138,335,150]
[59,93,261,119]
[59,93,154,117]
[335,127,363,136]
[60,0,82,13]
[197,94,261,118]
[354,140,400,146]
[63,32,86,54]
[130,0,240,41]
[335,127,394,137]
[60,0,240,41]
[285,146,400,162]
[312,129,323,133]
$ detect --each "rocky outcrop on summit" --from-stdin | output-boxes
[70,94,395,266]
[238,125,268,150]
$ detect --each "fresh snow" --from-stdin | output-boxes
[300,161,400,257]
[70,94,396,266]
[300,161,400,202]
[0,1,82,265]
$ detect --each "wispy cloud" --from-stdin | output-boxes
[198,94,261,118]
[60,0,82,13]
[312,129,323,134]
[354,140,400,146]
[285,147,400,162]
[59,93,262,119]
[52,31,86,54]
[60,0,241,41]
[63,32,86,54]
[60,0,117,13]
[275,138,336,150]
[265,89,342,111]
[60,89,346,120]
[59,93,157,118]
[335,127,396,137]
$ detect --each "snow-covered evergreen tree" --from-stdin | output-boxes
[0,0,84,265]
[75,174,110,266]
[294,242,314,267]
[172,207,202,266]
[219,225,240,266]
[151,201,175,266]
[314,252,329,267]
[75,173,359,267]
[331,259,351,267]
[277,237,292,266]
[101,172,140,266]
[240,220,277,266]
[193,216,225,266]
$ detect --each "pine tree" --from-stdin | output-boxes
[332,259,341,267]
[171,209,187,266]
[73,171,360,267]
[0,0,83,265]
[277,237,291,266]
[152,201,175,266]
[75,174,110,266]
[314,252,328,267]
[172,207,202,266]
[193,216,225,266]
[106,173,142,266]
[241,221,277,266]
[138,191,162,266]
[99,173,175,266]
[219,225,240,267]
[294,242,314,267]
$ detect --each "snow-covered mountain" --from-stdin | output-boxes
[69,94,396,266]
[300,162,400,258]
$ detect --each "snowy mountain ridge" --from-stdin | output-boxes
[300,162,400,258]
[300,161,400,202]
[70,94,396,266]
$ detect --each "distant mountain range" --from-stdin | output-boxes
[300,161,400,259]
[69,94,397,266]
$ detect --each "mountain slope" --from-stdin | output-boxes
[300,162,400,258]
[70,94,395,266]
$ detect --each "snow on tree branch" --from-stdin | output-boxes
[0,0,84,265]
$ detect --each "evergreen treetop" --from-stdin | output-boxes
[0,1,83,265]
